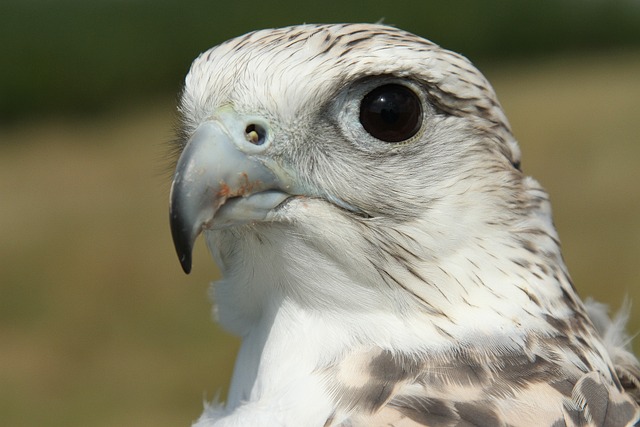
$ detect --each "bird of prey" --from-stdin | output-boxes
[168,23,640,426]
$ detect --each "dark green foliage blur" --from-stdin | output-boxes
[1,0,640,121]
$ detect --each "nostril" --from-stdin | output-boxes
[245,124,267,145]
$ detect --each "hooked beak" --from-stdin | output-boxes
[169,111,292,274]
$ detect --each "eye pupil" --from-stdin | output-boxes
[359,84,422,143]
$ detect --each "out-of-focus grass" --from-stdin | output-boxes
[0,52,638,426]
[0,104,238,426]
[3,0,640,119]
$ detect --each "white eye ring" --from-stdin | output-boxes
[331,76,429,151]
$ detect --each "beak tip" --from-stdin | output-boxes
[173,234,194,275]
[179,253,193,275]
[170,211,197,275]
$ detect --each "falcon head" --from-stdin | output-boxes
[168,24,639,426]
[169,23,541,326]
[168,23,568,335]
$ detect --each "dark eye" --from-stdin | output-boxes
[359,84,422,143]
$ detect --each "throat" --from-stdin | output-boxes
[223,297,344,420]
[209,208,575,351]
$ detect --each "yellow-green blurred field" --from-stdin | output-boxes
[1,52,639,427]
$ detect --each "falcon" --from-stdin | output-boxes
[168,24,640,426]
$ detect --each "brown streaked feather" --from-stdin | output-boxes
[324,334,640,426]
[617,362,640,404]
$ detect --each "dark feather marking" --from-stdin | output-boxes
[581,376,610,426]
[325,350,423,414]
[338,47,353,58]
[519,226,561,246]
[373,264,446,317]
[570,374,640,427]
[369,350,422,383]
[455,402,502,426]
[466,258,480,270]
[616,359,640,403]
[521,239,540,254]
[472,272,504,301]
[531,270,543,280]
[405,264,451,305]
[535,262,551,275]
[551,378,575,397]
[323,413,335,427]
[493,353,561,389]
[287,32,302,42]
[390,233,422,260]
[520,287,541,306]
[460,294,480,309]
[561,403,585,427]
[434,325,455,340]
[321,34,346,54]
[228,31,254,52]
[332,384,395,413]
[345,36,372,48]
[575,336,589,348]
[511,258,532,270]
[560,286,584,314]
[395,242,421,263]
[283,37,307,50]
[390,396,459,426]
[307,27,326,39]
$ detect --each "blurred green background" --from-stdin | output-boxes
[1,1,639,426]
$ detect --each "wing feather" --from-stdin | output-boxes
[327,338,640,426]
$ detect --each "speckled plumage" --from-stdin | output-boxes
[169,24,640,426]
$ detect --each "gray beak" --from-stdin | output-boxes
[169,113,291,273]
